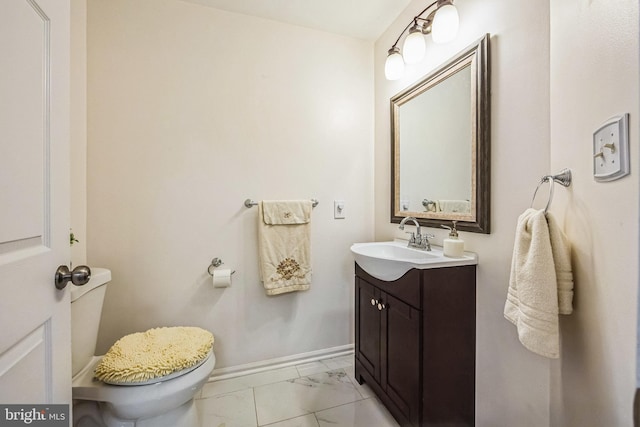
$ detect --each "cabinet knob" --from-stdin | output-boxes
[377,302,386,311]
[371,298,377,306]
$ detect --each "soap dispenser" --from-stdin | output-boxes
[442,221,465,257]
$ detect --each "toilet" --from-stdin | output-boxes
[71,268,215,427]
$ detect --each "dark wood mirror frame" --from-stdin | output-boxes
[391,34,490,233]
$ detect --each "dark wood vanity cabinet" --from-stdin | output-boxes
[354,263,476,427]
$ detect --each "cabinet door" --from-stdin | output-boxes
[356,278,381,382]
[382,292,421,426]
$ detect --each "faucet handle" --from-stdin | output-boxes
[418,233,434,245]
[405,231,416,243]
[417,233,434,251]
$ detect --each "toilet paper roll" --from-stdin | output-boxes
[212,269,232,288]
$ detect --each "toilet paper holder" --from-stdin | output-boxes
[207,258,236,276]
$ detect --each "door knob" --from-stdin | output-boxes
[55,265,91,290]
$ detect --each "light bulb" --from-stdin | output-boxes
[403,26,426,64]
[432,4,459,44]
[384,47,404,80]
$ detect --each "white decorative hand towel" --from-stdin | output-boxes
[504,208,573,358]
[258,200,312,295]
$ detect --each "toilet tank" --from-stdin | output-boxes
[70,268,111,377]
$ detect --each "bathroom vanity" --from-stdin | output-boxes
[354,261,476,426]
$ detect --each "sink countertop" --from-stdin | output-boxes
[350,240,477,282]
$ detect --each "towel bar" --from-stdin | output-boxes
[244,199,319,208]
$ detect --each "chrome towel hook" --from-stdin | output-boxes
[530,169,572,214]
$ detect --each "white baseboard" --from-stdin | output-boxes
[208,344,355,383]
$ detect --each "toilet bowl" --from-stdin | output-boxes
[71,268,215,427]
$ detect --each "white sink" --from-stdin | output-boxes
[350,240,477,282]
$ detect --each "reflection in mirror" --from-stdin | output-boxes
[391,34,490,233]
[399,66,472,213]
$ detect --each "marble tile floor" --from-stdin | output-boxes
[195,354,400,427]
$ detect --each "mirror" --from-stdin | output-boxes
[391,34,490,233]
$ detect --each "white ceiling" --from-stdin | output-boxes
[181,0,412,41]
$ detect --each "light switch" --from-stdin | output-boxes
[593,114,629,182]
[334,200,345,219]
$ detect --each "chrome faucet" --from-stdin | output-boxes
[398,217,433,251]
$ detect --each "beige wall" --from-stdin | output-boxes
[375,1,554,425]
[549,1,639,425]
[86,0,374,367]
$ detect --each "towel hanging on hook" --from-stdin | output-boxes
[530,169,572,214]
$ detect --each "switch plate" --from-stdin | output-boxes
[593,114,630,182]
[334,200,345,219]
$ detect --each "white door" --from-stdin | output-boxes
[0,0,72,408]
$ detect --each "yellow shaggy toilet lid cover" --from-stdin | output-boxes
[94,326,214,385]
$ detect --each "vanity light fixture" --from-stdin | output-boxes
[384,0,460,80]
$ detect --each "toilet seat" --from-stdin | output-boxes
[72,350,215,421]
[101,353,210,386]
[94,326,213,385]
